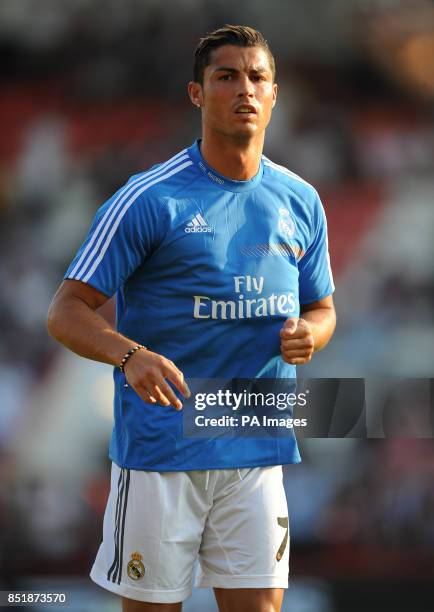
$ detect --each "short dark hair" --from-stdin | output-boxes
[193,24,275,85]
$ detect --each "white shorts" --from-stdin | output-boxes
[90,463,289,604]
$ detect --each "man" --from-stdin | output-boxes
[47,25,336,612]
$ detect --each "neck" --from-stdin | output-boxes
[199,130,264,181]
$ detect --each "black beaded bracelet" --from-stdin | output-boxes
[118,345,146,373]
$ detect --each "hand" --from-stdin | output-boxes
[123,349,190,410]
[280,317,315,365]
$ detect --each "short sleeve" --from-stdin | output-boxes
[64,178,166,296]
[298,192,335,304]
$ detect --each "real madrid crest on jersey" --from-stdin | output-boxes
[278,207,296,238]
[127,551,145,580]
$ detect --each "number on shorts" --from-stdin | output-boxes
[276,516,289,561]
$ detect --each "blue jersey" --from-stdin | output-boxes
[65,140,334,470]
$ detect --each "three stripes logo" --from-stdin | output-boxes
[185,213,213,233]
[107,468,130,585]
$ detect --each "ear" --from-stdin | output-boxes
[188,81,204,108]
[272,82,278,108]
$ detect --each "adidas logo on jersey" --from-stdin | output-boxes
[185,213,213,233]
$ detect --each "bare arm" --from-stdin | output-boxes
[47,280,132,364]
[280,295,336,365]
[47,279,190,409]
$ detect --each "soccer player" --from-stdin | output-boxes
[47,25,336,612]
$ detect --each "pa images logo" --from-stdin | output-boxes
[127,551,145,580]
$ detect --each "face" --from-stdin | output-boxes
[189,45,277,143]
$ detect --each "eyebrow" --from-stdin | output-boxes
[214,66,270,75]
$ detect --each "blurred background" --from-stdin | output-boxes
[1,0,433,610]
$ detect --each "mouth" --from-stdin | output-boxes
[235,104,257,116]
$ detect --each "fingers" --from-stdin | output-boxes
[281,341,314,364]
[155,360,191,410]
[282,355,312,365]
[280,317,314,364]
[163,361,191,399]
[280,323,310,340]
[280,338,313,351]
[125,351,190,411]
[134,378,182,411]
[281,349,313,364]
[151,379,183,411]
[142,391,157,404]
[282,317,298,334]
[133,386,158,405]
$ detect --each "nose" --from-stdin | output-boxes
[237,74,255,98]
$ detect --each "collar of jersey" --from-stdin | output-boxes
[188,140,263,193]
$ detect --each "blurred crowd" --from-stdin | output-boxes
[1,0,434,606]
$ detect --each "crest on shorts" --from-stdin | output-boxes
[127,551,145,580]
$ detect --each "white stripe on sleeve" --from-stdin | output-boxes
[81,160,193,283]
[69,149,188,279]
